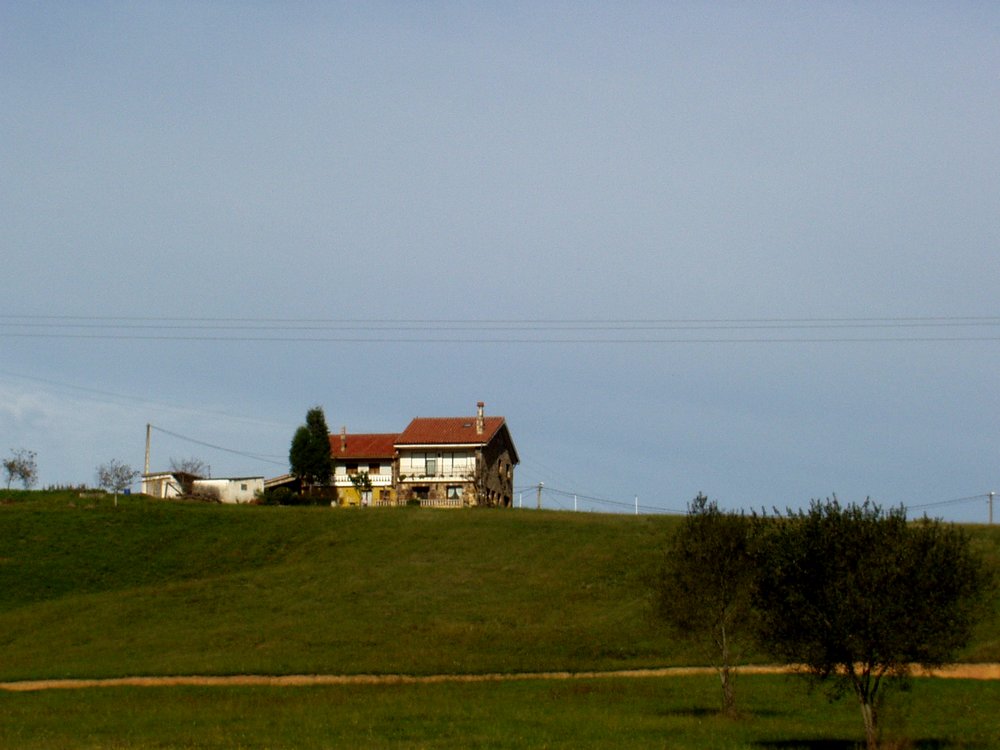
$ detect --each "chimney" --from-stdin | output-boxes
[340,426,347,453]
[476,401,485,435]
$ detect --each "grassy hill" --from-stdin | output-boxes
[0,490,997,682]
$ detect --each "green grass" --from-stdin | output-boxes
[0,675,996,749]
[1,491,998,748]
[1,490,997,682]
[0,490,689,679]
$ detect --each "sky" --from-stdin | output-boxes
[2,2,998,521]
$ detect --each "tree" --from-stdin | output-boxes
[3,448,38,490]
[654,493,756,717]
[169,456,210,477]
[96,459,140,506]
[289,406,332,493]
[753,499,990,750]
[349,470,373,507]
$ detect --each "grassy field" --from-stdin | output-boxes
[1,490,998,680]
[0,675,997,749]
[1,490,997,747]
[0,489,689,680]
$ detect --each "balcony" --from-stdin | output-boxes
[333,473,393,487]
[398,470,474,482]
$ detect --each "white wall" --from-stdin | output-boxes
[192,477,263,504]
[141,473,183,498]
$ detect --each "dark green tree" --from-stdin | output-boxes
[654,493,756,717]
[289,406,332,493]
[753,499,990,750]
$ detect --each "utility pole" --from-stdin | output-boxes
[144,423,151,476]
[536,482,543,510]
[635,495,639,515]
[990,491,995,525]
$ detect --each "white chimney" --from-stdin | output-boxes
[340,426,347,452]
[476,401,485,435]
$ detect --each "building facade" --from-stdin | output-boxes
[329,402,519,508]
[330,431,398,506]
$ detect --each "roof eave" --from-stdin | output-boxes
[395,442,486,450]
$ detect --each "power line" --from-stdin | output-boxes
[904,494,988,511]
[4,332,999,344]
[4,315,1000,324]
[522,482,994,519]
[2,315,1000,344]
[538,484,685,514]
[150,425,287,467]
[0,369,292,430]
[5,321,1000,331]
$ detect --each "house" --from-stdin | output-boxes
[141,472,264,504]
[327,402,518,508]
[190,476,264,504]
[394,402,518,508]
[141,471,199,499]
[330,430,399,507]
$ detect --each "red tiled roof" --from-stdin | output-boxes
[395,416,506,446]
[328,433,399,459]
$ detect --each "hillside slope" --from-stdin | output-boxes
[0,492,996,681]
[0,492,680,680]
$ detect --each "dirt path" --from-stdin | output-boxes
[2,664,998,692]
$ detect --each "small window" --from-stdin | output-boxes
[240,483,248,491]
[425,457,437,476]
[447,486,463,500]
[414,486,430,500]
[346,463,358,475]
[368,464,380,475]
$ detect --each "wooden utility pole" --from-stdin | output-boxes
[990,491,995,525]
[144,423,151,476]
[536,482,543,510]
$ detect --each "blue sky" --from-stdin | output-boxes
[2,3,998,520]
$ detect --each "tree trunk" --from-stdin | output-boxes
[717,623,738,717]
[719,665,737,717]
[859,699,878,750]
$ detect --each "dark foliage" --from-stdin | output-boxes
[289,406,332,489]
[654,493,756,716]
[753,499,990,749]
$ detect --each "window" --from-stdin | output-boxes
[414,486,430,500]
[425,456,437,476]
[240,483,248,491]
[361,490,372,506]
[368,464,380,475]
[447,486,463,500]
[346,463,358,475]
